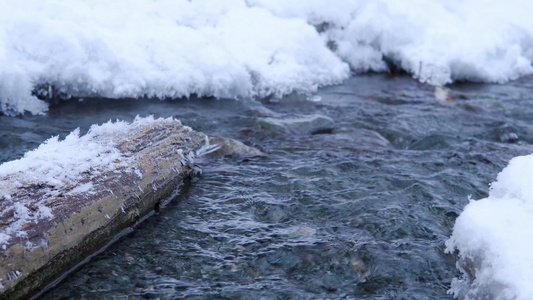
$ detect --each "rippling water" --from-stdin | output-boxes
[2,74,533,299]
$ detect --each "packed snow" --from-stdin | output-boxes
[2,0,533,115]
[0,116,174,247]
[446,154,533,300]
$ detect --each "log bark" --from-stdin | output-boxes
[0,118,207,299]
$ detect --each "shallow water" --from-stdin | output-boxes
[2,74,533,299]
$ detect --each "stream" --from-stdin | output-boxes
[2,74,533,299]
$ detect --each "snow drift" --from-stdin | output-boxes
[446,154,533,300]
[1,0,533,115]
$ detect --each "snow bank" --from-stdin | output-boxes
[0,116,170,245]
[0,0,348,115]
[446,154,533,300]
[252,0,533,85]
[2,1,533,115]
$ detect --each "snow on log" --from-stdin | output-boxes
[0,116,210,299]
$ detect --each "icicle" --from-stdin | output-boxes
[195,136,221,157]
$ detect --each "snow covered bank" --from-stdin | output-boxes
[446,154,533,299]
[0,0,348,115]
[2,1,533,115]
[253,0,533,85]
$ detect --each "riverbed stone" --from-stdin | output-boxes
[305,127,392,151]
[208,137,263,157]
[257,114,335,135]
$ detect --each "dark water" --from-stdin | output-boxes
[2,74,533,299]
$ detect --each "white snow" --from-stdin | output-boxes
[0,0,348,115]
[252,0,533,85]
[0,116,175,246]
[0,234,10,246]
[0,127,124,198]
[446,154,533,300]
[66,182,95,196]
[2,1,533,115]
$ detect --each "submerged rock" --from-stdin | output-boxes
[0,117,208,299]
[208,137,263,158]
[257,114,334,135]
[329,128,391,149]
[303,128,392,152]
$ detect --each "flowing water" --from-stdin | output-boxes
[2,74,533,299]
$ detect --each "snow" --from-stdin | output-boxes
[2,0,533,115]
[446,154,533,300]
[0,234,10,246]
[0,116,176,246]
[0,0,348,115]
[253,0,533,84]
[0,128,123,198]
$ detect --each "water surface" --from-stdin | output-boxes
[2,74,533,299]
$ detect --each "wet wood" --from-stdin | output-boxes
[0,119,207,299]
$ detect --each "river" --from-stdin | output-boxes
[2,74,532,299]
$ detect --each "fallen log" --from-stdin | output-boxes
[0,116,215,299]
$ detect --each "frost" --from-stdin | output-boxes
[15,231,27,238]
[134,168,143,180]
[196,136,222,157]
[37,205,53,219]
[0,116,181,248]
[67,182,94,196]
[0,234,10,245]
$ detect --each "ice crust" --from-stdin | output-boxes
[1,0,533,115]
[446,154,533,300]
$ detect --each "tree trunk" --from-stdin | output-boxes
[0,117,207,299]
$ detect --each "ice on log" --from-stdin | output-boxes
[0,116,213,299]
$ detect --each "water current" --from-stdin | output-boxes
[2,74,533,299]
